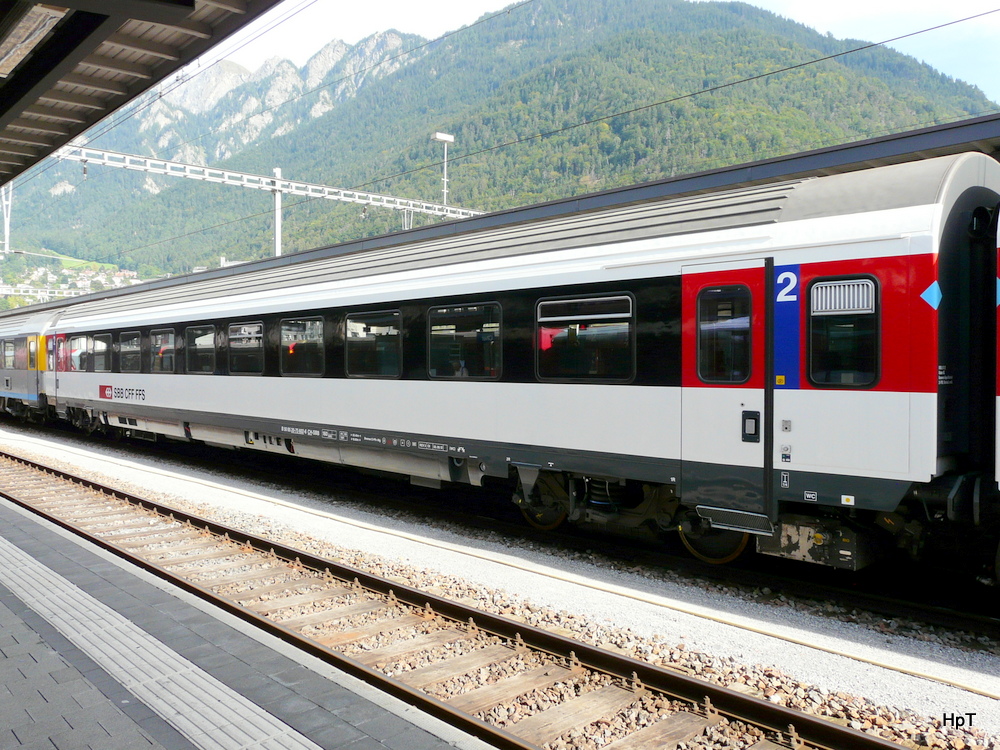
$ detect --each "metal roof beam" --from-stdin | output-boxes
[0,143,36,157]
[58,72,130,96]
[0,11,116,128]
[39,90,107,110]
[0,131,52,147]
[56,1,195,24]
[102,32,182,61]
[79,53,153,79]
[23,105,89,124]
[0,0,286,188]
[147,17,212,39]
[197,0,247,13]
[8,117,67,136]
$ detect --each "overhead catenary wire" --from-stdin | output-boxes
[351,7,1000,191]
[10,0,540,195]
[26,6,1000,265]
[8,0,325,193]
[84,104,999,265]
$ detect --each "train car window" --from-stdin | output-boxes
[120,332,141,372]
[185,326,215,374]
[346,311,401,378]
[46,337,54,371]
[809,278,878,387]
[68,335,90,371]
[1,341,11,369]
[27,339,36,370]
[93,334,112,372]
[151,329,175,373]
[428,304,501,379]
[229,322,264,374]
[56,337,67,372]
[697,286,751,384]
[14,339,27,370]
[536,295,633,381]
[280,318,324,376]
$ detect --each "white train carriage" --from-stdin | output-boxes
[5,152,1000,573]
[0,308,59,419]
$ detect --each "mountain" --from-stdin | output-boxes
[10,0,995,276]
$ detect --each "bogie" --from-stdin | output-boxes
[1,153,1000,578]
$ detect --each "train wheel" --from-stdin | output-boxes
[515,477,567,531]
[520,503,567,531]
[678,527,750,564]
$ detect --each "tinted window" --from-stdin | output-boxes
[537,295,632,381]
[27,339,36,370]
[56,338,68,372]
[151,329,175,373]
[809,278,878,387]
[229,322,264,374]
[429,304,500,379]
[186,326,215,373]
[93,334,112,372]
[120,332,141,373]
[68,335,89,372]
[697,286,751,384]
[280,318,323,375]
[346,311,401,377]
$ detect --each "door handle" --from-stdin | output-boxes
[742,410,760,443]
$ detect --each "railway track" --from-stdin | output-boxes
[13,423,1000,640]
[0,450,906,750]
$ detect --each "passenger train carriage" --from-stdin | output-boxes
[2,152,999,577]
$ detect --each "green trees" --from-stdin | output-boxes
[12,0,995,276]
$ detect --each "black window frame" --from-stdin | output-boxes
[92,334,112,373]
[119,331,141,373]
[68,334,90,372]
[185,325,216,374]
[696,284,752,385]
[228,321,265,375]
[535,293,635,383]
[345,310,402,379]
[427,302,502,380]
[807,275,880,389]
[279,317,325,377]
[150,328,175,374]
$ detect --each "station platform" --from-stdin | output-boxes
[0,497,489,750]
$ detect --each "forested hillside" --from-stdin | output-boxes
[12,0,994,276]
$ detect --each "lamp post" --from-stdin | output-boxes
[431,131,454,206]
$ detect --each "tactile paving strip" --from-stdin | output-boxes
[0,535,323,750]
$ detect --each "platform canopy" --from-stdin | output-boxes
[0,0,282,186]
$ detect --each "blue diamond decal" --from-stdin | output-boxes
[921,281,942,310]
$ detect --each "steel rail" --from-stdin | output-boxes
[0,449,906,750]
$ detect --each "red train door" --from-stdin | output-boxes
[679,258,773,559]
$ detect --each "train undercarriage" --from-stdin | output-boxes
[510,466,1000,582]
[1,399,997,583]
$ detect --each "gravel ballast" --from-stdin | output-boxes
[1,424,997,749]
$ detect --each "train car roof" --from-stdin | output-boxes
[4,150,1000,328]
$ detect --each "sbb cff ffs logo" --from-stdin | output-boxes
[99,385,113,399]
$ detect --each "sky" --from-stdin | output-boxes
[215,0,1000,104]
